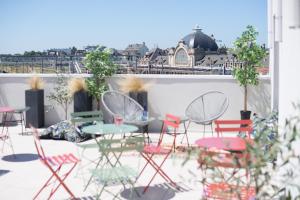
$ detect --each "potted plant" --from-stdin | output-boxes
[84,47,116,110]
[47,73,73,120]
[232,25,267,119]
[118,75,151,111]
[25,75,45,128]
[68,77,92,112]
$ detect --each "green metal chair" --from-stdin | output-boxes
[90,136,144,200]
[70,111,103,182]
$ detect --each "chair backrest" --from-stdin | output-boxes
[185,91,229,124]
[31,127,46,160]
[158,114,181,147]
[101,91,144,122]
[214,120,253,138]
[70,111,103,125]
[98,136,145,154]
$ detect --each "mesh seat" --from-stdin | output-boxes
[101,91,153,142]
[185,91,229,136]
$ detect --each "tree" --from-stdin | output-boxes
[47,73,73,120]
[84,47,116,110]
[232,25,267,111]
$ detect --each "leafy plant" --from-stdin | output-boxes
[84,47,116,110]
[47,73,73,120]
[233,25,267,111]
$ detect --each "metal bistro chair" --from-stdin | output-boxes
[101,91,153,143]
[198,120,255,200]
[89,136,144,200]
[185,91,229,139]
[31,127,80,200]
[70,111,103,183]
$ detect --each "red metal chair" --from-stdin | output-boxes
[214,120,253,138]
[31,127,80,200]
[199,120,255,199]
[136,114,181,193]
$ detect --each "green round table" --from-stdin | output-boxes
[82,123,138,136]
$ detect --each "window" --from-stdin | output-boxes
[175,48,188,65]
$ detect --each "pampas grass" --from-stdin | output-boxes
[118,76,151,93]
[28,75,44,90]
[68,78,87,96]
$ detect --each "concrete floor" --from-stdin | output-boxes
[0,125,205,200]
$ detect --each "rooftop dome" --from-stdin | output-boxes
[182,25,218,51]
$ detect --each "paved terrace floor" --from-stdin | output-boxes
[0,125,208,200]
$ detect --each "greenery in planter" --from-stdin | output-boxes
[47,73,73,120]
[117,75,151,93]
[28,75,44,90]
[84,47,116,110]
[68,77,87,96]
[232,25,267,112]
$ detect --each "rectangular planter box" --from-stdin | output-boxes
[25,89,44,128]
[74,90,93,112]
[129,91,148,111]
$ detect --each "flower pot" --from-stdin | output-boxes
[73,90,92,112]
[25,89,44,128]
[240,110,251,120]
[129,91,148,111]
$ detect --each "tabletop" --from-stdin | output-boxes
[82,123,139,135]
[195,137,253,151]
[0,106,14,113]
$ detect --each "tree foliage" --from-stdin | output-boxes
[84,47,116,110]
[47,73,73,120]
[233,25,267,111]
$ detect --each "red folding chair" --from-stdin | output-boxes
[136,114,181,193]
[215,120,253,138]
[31,127,80,200]
[199,120,255,199]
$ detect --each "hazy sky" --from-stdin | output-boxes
[0,0,267,54]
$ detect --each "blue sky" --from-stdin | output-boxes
[0,0,267,54]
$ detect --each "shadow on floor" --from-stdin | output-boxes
[2,153,39,162]
[73,182,193,200]
[0,169,10,177]
[121,182,193,200]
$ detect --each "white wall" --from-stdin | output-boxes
[276,1,300,126]
[0,73,270,132]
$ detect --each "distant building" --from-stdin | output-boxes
[168,25,228,67]
[47,48,72,56]
[124,42,149,61]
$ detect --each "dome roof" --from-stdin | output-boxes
[182,26,218,51]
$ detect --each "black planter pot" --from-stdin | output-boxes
[74,90,92,112]
[240,110,252,120]
[25,89,44,128]
[129,91,148,111]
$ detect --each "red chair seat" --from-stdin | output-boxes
[44,153,80,166]
[143,145,171,154]
[205,182,255,200]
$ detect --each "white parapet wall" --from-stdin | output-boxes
[0,73,270,132]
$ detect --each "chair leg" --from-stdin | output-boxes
[142,153,177,193]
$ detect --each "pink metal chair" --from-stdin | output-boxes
[199,120,255,199]
[136,114,181,193]
[215,120,253,138]
[31,127,80,200]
